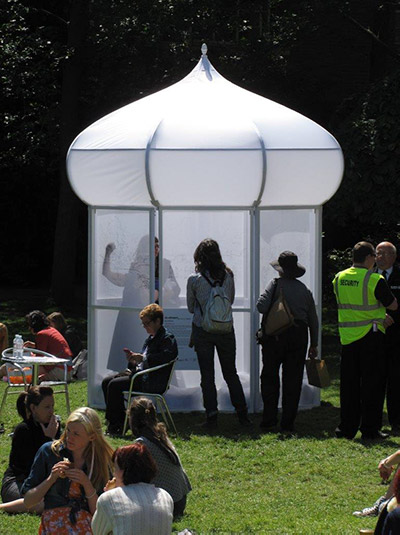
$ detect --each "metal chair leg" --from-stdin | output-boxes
[159,397,178,436]
[0,386,9,422]
[64,385,71,415]
[123,389,134,436]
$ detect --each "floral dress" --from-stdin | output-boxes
[39,481,92,535]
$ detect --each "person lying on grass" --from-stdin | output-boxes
[353,449,400,518]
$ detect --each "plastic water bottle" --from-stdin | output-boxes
[15,335,24,359]
[12,335,19,357]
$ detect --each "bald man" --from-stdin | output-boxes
[375,241,400,433]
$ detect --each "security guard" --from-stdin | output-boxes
[333,241,397,440]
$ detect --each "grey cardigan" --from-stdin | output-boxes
[257,277,319,346]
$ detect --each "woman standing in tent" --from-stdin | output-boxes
[103,235,180,371]
[186,238,250,428]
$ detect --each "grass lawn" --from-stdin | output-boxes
[0,293,395,533]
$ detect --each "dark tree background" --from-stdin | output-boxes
[1,0,400,302]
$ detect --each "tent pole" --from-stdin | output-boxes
[250,207,260,413]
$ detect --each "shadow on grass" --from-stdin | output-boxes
[173,402,398,448]
[173,402,343,442]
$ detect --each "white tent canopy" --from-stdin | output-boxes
[67,45,343,412]
[68,44,343,209]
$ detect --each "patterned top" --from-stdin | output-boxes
[186,271,235,327]
[136,437,192,503]
[91,483,173,535]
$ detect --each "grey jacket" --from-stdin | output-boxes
[257,277,319,346]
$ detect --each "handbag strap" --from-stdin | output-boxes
[261,278,279,328]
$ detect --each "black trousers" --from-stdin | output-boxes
[383,330,400,428]
[192,324,247,416]
[260,322,308,430]
[338,329,386,438]
[102,372,144,428]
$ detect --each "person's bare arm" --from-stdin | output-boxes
[24,460,68,509]
[102,243,127,287]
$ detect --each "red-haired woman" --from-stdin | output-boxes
[92,443,173,535]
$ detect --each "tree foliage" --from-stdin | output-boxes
[1,0,399,294]
[325,68,400,248]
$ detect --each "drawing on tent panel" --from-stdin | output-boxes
[103,235,180,371]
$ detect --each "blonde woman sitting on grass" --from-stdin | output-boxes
[22,407,113,535]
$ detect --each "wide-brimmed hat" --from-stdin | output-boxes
[270,251,306,278]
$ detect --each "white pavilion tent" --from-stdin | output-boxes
[67,45,344,412]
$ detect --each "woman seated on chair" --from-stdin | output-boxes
[24,310,73,382]
[102,304,178,436]
[92,443,174,535]
[22,407,113,534]
[129,396,191,518]
[0,386,59,514]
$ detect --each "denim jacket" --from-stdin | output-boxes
[21,442,88,512]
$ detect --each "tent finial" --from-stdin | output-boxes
[201,43,208,56]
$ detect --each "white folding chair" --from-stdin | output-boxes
[122,358,178,436]
[0,362,32,421]
[39,362,71,415]
[1,347,71,415]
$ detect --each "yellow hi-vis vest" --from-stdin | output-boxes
[333,267,386,345]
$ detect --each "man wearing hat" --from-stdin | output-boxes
[257,251,319,432]
[333,241,397,440]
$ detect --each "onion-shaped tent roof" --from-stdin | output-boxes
[67,45,343,208]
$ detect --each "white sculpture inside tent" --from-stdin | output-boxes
[67,44,344,411]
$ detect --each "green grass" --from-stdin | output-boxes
[0,376,394,534]
[0,293,394,533]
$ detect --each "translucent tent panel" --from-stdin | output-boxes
[67,51,344,208]
[161,211,251,309]
[89,208,252,411]
[94,210,152,308]
[88,207,322,411]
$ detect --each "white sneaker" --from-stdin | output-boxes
[352,496,386,517]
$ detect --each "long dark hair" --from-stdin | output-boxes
[129,397,179,465]
[193,238,232,281]
[17,386,54,421]
[26,310,49,333]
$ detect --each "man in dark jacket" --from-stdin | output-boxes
[376,241,400,433]
[102,304,178,435]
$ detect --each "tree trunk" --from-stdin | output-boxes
[51,0,89,304]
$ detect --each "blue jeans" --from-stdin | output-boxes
[192,324,247,415]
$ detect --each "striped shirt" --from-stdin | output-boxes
[91,483,173,535]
